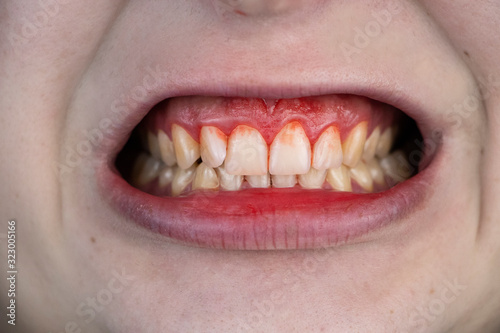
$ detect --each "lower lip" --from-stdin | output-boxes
[98,153,436,250]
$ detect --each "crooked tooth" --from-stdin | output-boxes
[246,174,270,188]
[216,163,243,191]
[192,162,219,190]
[350,161,374,192]
[132,153,163,187]
[380,150,413,183]
[326,165,352,192]
[362,127,381,162]
[171,164,197,197]
[158,166,176,188]
[342,121,368,168]
[312,126,343,170]
[158,130,177,167]
[298,167,327,189]
[375,127,394,158]
[172,124,200,170]
[200,126,227,168]
[366,159,385,186]
[269,121,311,175]
[225,125,268,175]
[147,131,162,160]
[272,175,297,188]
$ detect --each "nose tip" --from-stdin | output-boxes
[215,0,321,16]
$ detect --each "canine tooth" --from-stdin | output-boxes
[132,153,162,187]
[326,165,352,192]
[362,127,381,161]
[216,163,243,191]
[158,130,177,167]
[342,121,368,168]
[171,164,196,197]
[147,131,162,160]
[366,159,386,185]
[200,126,227,168]
[192,163,219,190]
[350,161,374,192]
[272,175,297,188]
[312,126,343,170]
[246,174,270,188]
[158,166,176,188]
[380,150,413,183]
[172,124,200,170]
[298,167,327,189]
[375,127,394,158]
[225,125,268,175]
[269,121,311,175]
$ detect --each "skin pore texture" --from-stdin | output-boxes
[1,0,500,332]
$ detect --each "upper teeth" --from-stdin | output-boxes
[134,121,402,196]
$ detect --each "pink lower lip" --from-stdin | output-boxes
[98,155,435,250]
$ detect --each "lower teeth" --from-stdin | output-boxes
[128,149,411,197]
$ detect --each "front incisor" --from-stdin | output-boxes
[269,121,311,175]
[312,126,343,170]
[225,125,268,176]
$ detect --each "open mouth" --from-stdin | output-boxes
[100,91,435,250]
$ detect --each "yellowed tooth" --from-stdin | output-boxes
[172,124,200,170]
[366,159,386,186]
[200,126,227,168]
[225,125,268,176]
[375,127,394,158]
[326,165,352,192]
[342,121,368,168]
[131,153,163,187]
[216,162,243,191]
[362,127,380,162]
[147,131,162,160]
[158,166,176,188]
[271,175,297,188]
[298,167,327,189]
[246,174,270,188]
[158,130,177,167]
[349,161,374,192]
[312,126,343,171]
[269,121,311,175]
[192,162,219,190]
[380,150,413,183]
[171,164,196,197]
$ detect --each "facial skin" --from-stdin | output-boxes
[1,0,500,332]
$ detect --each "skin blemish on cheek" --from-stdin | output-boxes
[90,237,96,243]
